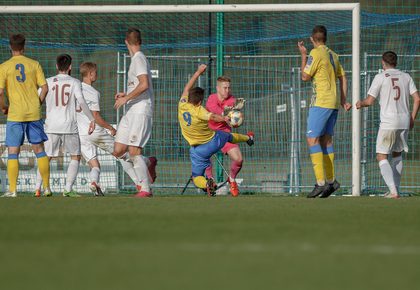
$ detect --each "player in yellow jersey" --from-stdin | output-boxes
[0,34,51,197]
[297,25,352,198]
[178,64,254,196]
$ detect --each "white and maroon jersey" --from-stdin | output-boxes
[125,51,154,116]
[76,82,106,136]
[44,74,85,134]
[368,68,418,129]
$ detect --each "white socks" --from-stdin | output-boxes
[90,167,100,184]
[65,159,80,192]
[379,159,398,194]
[391,156,403,190]
[132,155,150,192]
[119,159,139,185]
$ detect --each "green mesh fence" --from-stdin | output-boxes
[0,2,419,195]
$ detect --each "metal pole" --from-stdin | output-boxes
[289,75,297,194]
[351,4,361,196]
[215,0,225,183]
[361,52,368,193]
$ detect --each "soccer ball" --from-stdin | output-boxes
[228,110,244,128]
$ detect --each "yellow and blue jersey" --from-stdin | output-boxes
[0,55,46,122]
[304,45,345,109]
[178,95,215,146]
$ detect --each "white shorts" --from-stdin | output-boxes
[80,131,115,162]
[45,133,81,157]
[376,129,408,154]
[115,112,152,148]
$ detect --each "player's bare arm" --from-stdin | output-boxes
[0,88,8,115]
[114,74,149,109]
[339,75,351,111]
[182,64,207,97]
[76,95,96,134]
[410,91,420,129]
[356,95,376,109]
[38,83,48,104]
[92,111,116,136]
[297,41,311,81]
[210,113,230,123]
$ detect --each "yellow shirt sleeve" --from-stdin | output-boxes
[304,50,320,77]
[337,62,345,78]
[35,63,47,87]
[197,106,211,121]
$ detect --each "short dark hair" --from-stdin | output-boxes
[188,87,205,105]
[9,34,25,51]
[56,54,72,71]
[126,27,142,45]
[312,25,327,43]
[382,51,397,67]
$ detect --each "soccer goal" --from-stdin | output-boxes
[0,4,362,195]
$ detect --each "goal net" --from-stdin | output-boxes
[0,4,418,196]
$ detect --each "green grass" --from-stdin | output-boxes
[1,195,420,290]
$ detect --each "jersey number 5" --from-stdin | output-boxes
[183,112,192,126]
[53,83,71,107]
[391,78,400,100]
[15,64,26,82]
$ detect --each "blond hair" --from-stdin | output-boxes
[80,62,97,77]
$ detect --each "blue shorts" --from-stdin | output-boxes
[306,107,338,138]
[190,130,233,177]
[5,120,48,147]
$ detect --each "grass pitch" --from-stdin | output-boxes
[0,195,419,290]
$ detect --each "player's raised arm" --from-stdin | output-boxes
[182,64,207,98]
[297,41,311,81]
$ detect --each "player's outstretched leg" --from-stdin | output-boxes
[230,132,254,146]
[193,175,216,197]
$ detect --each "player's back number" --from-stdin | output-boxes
[15,63,26,82]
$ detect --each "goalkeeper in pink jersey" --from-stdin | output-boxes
[206,76,246,197]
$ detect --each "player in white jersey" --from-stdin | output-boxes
[76,62,157,196]
[113,27,156,198]
[356,51,420,198]
[35,54,96,197]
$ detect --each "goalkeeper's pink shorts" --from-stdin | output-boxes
[221,142,239,154]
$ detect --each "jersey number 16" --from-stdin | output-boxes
[52,83,71,107]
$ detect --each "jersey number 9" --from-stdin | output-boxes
[183,112,192,126]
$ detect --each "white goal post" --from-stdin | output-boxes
[0,3,361,196]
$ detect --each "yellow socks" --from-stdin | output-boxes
[323,146,335,184]
[7,154,19,193]
[193,176,207,189]
[231,133,249,143]
[309,145,325,185]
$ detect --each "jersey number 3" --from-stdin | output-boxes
[183,112,192,126]
[391,78,400,100]
[15,64,26,82]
